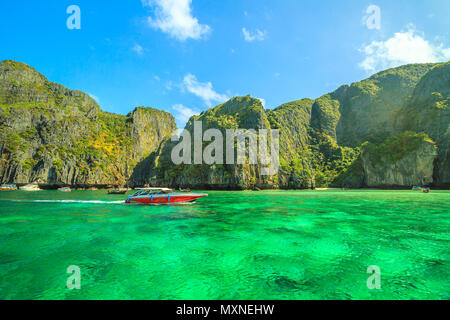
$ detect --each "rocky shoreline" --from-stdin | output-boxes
[10,184,447,191]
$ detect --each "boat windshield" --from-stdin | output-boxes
[131,190,169,197]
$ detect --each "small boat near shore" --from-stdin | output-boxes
[412,186,431,193]
[125,189,208,205]
[108,188,128,195]
[58,187,71,192]
[19,183,41,191]
[0,184,18,190]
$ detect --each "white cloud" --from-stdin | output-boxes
[165,80,174,91]
[88,94,100,103]
[132,44,144,56]
[143,0,210,41]
[359,28,450,72]
[256,97,266,107]
[242,28,266,42]
[172,103,200,125]
[183,73,229,107]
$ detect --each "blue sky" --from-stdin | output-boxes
[1,0,449,128]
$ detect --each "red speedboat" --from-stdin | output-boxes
[125,188,208,205]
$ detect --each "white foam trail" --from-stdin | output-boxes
[4,200,124,204]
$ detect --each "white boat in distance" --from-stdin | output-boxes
[20,183,41,191]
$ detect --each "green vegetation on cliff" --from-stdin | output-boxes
[0,60,448,188]
[337,63,436,146]
[195,95,270,130]
[361,131,436,166]
[267,99,315,188]
[0,60,176,186]
[143,61,447,189]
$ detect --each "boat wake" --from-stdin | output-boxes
[2,199,124,205]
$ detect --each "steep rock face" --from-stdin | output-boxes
[139,59,447,190]
[0,60,100,115]
[0,60,176,187]
[336,63,436,147]
[313,63,447,188]
[310,93,341,141]
[360,132,438,187]
[267,99,313,158]
[267,99,315,188]
[402,62,450,186]
[135,96,318,189]
[139,96,280,189]
[1,60,448,189]
[128,107,177,162]
[307,87,360,188]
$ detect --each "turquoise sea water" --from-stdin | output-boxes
[0,189,448,300]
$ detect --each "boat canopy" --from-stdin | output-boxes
[131,189,173,197]
[135,187,173,192]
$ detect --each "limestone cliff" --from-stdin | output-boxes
[267,99,315,189]
[335,63,449,188]
[0,60,448,189]
[137,96,279,189]
[137,60,447,190]
[401,62,450,186]
[0,60,176,187]
[362,132,437,187]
